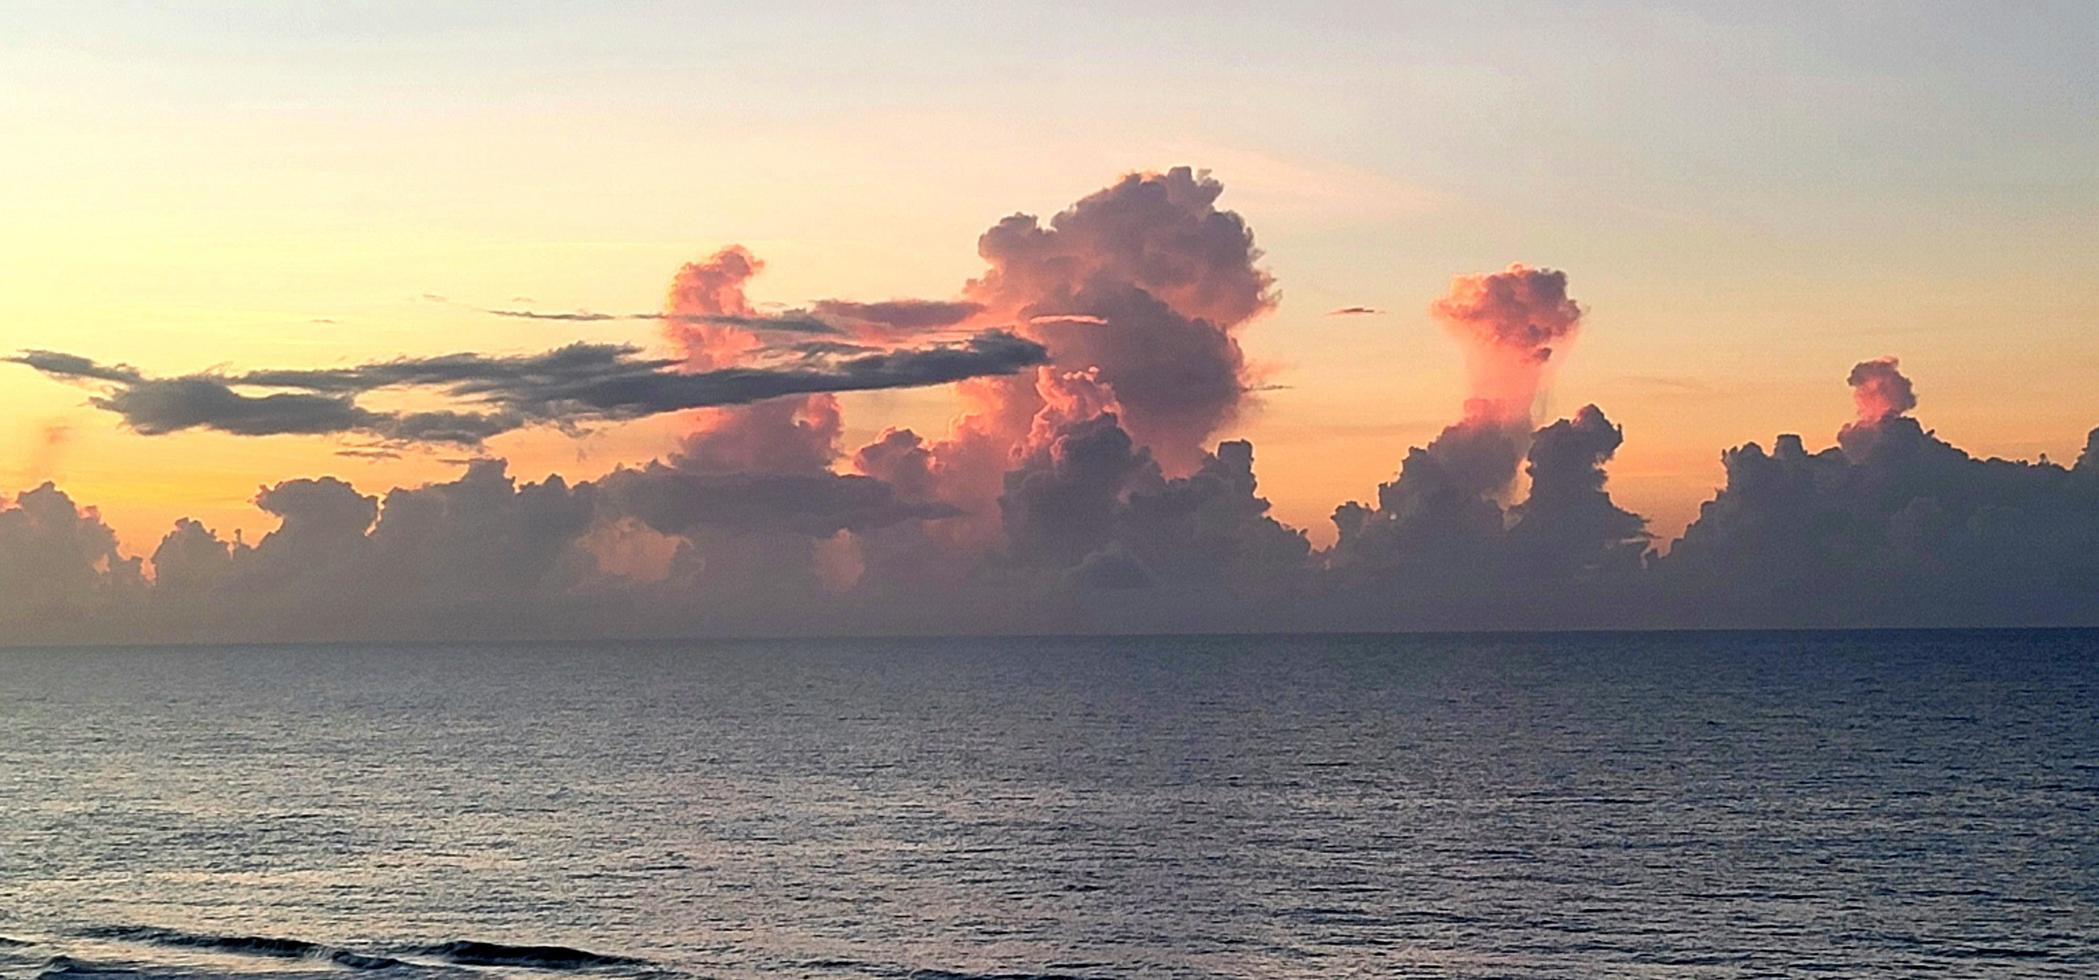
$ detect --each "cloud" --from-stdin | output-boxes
[8,331,1047,447]
[25,421,74,482]
[968,165,1278,474]
[483,308,623,322]
[11,347,2099,641]
[1431,263,1583,424]
[0,483,143,635]
[16,452,972,642]
[991,411,1309,599]
[1027,314,1108,327]
[1113,438,1311,590]
[483,307,842,335]
[1327,306,1381,316]
[10,349,144,384]
[601,464,958,538]
[9,174,2099,642]
[840,166,1285,574]
[998,412,1162,569]
[658,246,851,476]
[1506,405,1649,575]
[1327,265,1595,582]
[1846,356,1919,425]
[1656,360,2099,626]
[811,299,985,332]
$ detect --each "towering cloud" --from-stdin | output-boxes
[843,167,1283,578]
[1328,264,1592,578]
[965,165,1277,474]
[664,246,845,475]
[663,246,768,370]
[1431,264,1584,424]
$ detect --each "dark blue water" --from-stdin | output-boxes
[2,631,2096,978]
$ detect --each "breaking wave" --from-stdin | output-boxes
[75,926,406,971]
[44,925,656,978]
[407,940,644,970]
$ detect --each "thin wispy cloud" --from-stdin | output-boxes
[481,308,843,334]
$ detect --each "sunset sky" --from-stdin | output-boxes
[4,3,2097,641]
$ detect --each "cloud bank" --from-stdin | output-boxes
[6,170,2097,643]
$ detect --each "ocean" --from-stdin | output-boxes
[2,631,2095,979]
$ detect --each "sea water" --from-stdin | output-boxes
[2,631,2095,978]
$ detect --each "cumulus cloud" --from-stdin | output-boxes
[600,464,957,537]
[0,483,142,635]
[654,246,857,477]
[841,166,1283,577]
[1846,356,1919,426]
[1432,263,1583,424]
[989,408,1310,601]
[11,348,2098,640]
[1507,405,1649,574]
[1327,265,1594,581]
[938,166,1277,477]
[999,412,1162,569]
[1657,359,2099,626]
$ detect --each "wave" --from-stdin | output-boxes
[65,926,648,976]
[407,941,644,971]
[38,955,156,980]
[788,957,1118,980]
[74,926,406,971]
[901,971,1117,980]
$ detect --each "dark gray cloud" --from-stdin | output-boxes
[0,482,143,636]
[1328,418,1521,579]
[94,378,382,437]
[1506,405,1649,576]
[1655,360,2099,627]
[8,331,1046,447]
[999,413,1162,569]
[1314,400,1651,630]
[994,414,1309,598]
[17,453,968,642]
[601,464,959,538]
[1112,438,1310,590]
[9,350,144,384]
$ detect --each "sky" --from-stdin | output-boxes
[4,2,2098,641]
